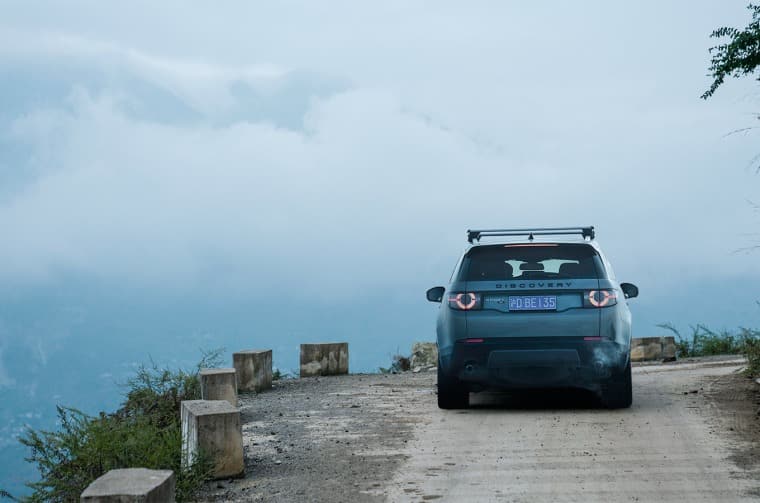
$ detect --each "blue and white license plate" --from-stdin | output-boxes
[508,295,557,311]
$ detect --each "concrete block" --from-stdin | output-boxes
[631,337,663,362]
[181,400,244,479]
[80,468,174,502]
[410,342,438,369]
[200,368,238,407]
[232,350,272,392]
[661,336,677,361]
[300,343,349,377]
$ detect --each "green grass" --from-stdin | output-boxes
[10,349,224,502]
[657,323,760,376]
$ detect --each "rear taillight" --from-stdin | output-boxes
[584,289,618,308]
[448,292,482,310]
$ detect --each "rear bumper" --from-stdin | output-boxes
[440,338,629,392]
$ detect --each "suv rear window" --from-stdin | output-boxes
[460,244,604,281]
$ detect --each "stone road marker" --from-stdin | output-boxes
[181,400,244,479]
[300,343,349,377]
[630,337,663,362]
[80,468,175,502]
[233,349,272,392]
[200,368,238,406]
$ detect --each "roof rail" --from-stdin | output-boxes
[467,226,595,244]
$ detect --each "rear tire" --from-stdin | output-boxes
[601,359,632,409]
[437,366,469,409]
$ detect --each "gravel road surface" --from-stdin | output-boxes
[196,358,760,502]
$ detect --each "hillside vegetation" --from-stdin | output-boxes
[3,350,223,502]
[658,323,760,376]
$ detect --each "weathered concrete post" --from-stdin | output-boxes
[661,336,677,361]
[80,468,175,502]
[631,336,678,362]
[181,400,244,479]
[630,337,663,362]
[300,343,349,377]
[200,368,238,407]
[232,349,272,392]
[410,342,438,370]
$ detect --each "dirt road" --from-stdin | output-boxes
[196,358,760,502]
[387,359,759,502]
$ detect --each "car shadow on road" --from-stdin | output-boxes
[467,388,603,410]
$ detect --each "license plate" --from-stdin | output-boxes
[508,295,557,311]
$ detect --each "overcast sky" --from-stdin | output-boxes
[5,3,760,494]
[1,1,759,333]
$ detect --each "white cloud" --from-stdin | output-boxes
[0,28,288,112]
[0,2,758,302]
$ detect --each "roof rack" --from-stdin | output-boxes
[467,226,595,244]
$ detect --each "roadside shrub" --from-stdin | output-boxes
[740,328,760,377]
[15,349,224,502]
[657,323,760,376]
[657,323,750,357]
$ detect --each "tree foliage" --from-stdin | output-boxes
[702,3,760,99]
